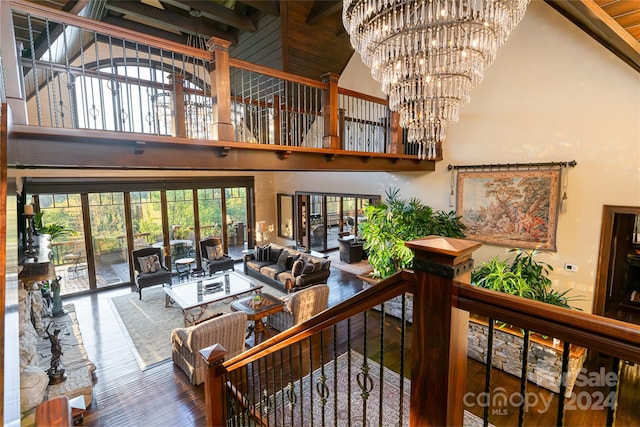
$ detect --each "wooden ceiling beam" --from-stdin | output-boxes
[237,0,280,17]
[102,15,188,44]
[104,1,236,44]
[306,1,342,25]
[160,0,257,32]
[545,0,640,73]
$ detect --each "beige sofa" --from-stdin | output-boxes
[269,284,330,331]
[171,311,247,385]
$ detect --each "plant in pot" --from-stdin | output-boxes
[34,211,74,241]
[359,188,466,279]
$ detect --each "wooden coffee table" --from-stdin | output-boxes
[231,293,284,344]
[164,271,263,326]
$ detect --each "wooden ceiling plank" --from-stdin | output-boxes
[104,1,235,43]
[306,1,342,25]
[160,0,257,32]
[601,0,640,18]
[545,0,640,72]
[237,0,280,17]
[614,10,640,30]
[102,15,188,44]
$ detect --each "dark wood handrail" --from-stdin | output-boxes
[228,58,327,90]
[455,282,640,363]
[338,87,388,105]
[223,270,415,371]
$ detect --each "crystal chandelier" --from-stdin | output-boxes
[343,0,529,159]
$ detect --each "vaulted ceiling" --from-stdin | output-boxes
[19,0,640,77]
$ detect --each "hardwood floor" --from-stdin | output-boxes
[64,263,639,426]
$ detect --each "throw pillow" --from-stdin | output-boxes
[255,245,271,261]
[206,244,224,260]
[286,254,301,269]
[269,248,283,263]
[301,262,315,275]
[276,250,289,267]
[291,259,304,277]
[138,254,161,273]
[311,259,324,272]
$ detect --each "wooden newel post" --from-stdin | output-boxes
[321,72,340,150]
[200,343,229,427]
[405,236,482,426]
[207,37,234,141]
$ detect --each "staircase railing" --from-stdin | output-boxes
[203,236,640,426]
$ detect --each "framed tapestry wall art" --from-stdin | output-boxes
[456,169,561,251]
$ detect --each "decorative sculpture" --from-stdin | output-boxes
[45,321,67,384]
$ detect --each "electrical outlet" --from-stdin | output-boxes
[565,263,578,272]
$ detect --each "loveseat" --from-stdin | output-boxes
[244,244,331,292]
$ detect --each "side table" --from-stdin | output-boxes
[231,293,283,345]
[175,257,195,282]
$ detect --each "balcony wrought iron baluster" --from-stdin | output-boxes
[360,310,370,426]
[484,318,495,427]
[307,335,313,426]
[93,31,106,130]
[518,329,531,427]
[64,71,77,129]
[606,357,621,426]
[120,42,134,133]
[318,330,328,426]
[378,302,386,426]
[44,17,61,128]
[166,50,174,135]
[399,294,408,425]
[347,317,352,423]
[78,29,90,130]
[26,14,42,126]
[332,324,339,427]
[278,349,285,426]
[556,339,571,426]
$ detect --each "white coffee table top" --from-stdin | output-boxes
[164,271,263,312]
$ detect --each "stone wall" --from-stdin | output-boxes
[467,320,586,396]
[19,290,96,424]
[363,281,587,396]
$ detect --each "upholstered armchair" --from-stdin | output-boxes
[171,311,248,385]
[269,284,330,332]
[337,236,364,264]
[131,247,172,300]
[200,237,235,276]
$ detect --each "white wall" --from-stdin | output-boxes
[274,1,640,312]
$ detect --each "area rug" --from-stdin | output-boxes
[260,350,488,426]
[110,281,285,370]
[327,251,373,277]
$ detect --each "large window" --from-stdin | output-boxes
[28,178,254,296]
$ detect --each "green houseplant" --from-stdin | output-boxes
[472,249,580,309]
[359,188,466,279]
[34,211,74,241]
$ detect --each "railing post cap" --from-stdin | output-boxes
[405,236,482,258]
[206,36,232,51]
[199,343,228,365]
[321,72,340,83]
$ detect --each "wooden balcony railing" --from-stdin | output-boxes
[201,236,640,426]
[0,0,435,171]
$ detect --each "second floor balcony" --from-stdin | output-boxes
[1,0,436,172]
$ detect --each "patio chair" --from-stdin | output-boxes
[131,247,172,300]
[200,237,235,276]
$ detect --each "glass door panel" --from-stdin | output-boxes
[130,190,163,250]
[37,193,88,295]
[326,196,341,250]
[342,197,356,235]
[197,188,223,239]
[166,189,196,270]
[225,187,247,259]
[88,192,129,289]
[309,194,325,252]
